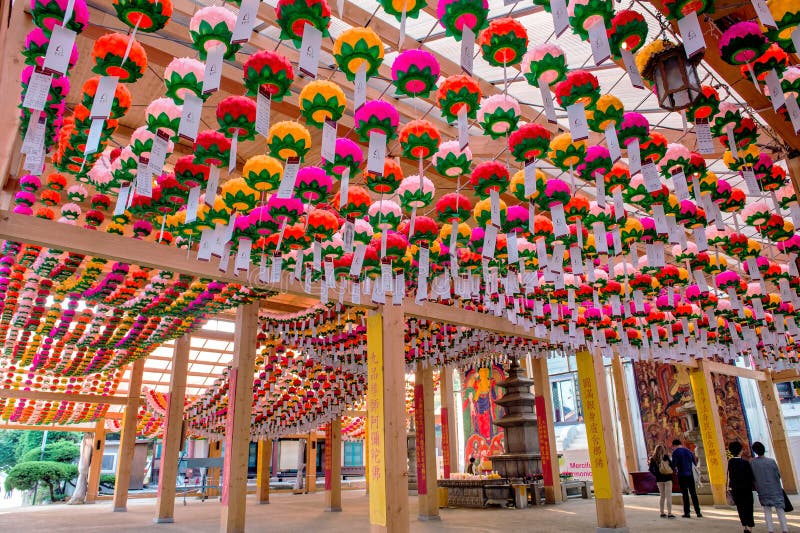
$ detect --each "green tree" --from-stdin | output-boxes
[14,431,81,463]
[19,441,80,464]
[0,430,24,471]
[4,461,77,502]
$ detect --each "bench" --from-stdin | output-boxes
[561,480,593,500]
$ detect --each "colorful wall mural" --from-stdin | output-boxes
[632,361,751,459]
[462,364,506,468]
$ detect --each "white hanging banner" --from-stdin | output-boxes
[524,159,537,197]
[197,228,215,261]
[42,25,76,76]
[592,221,608,254]
[742,166,760,196]
[620,49,644,89]
[595,172,606,208]
[205,165,220,205]
[695,118,714,153]
[89,76,119,119]
[231,0,260,43]
[794,27,800,57]
[507,233,519,264]
[566,102,589,141]
[490,189,501,227]
[612,187,625,220]
[354,64,367,111]
[587,21,611,65]
[751,0,777,28]
[725,124,738,158]
[677,12,705,58]
[672,170,689,201]
[136,157,153,198]
[460,26,475,75]
[255,88,271,138]
[114,186,131,216]
[298,23,322,78]
[538,79,558,124]
[642,161,660,192]
[339,168,350,208]
[765,69,786,111]
[147,129,170,177]
[277,157,300,198]
[235,237,252,273]
[458,107,469,149]
[550,203,569,237]
[178,93,202,141]
[786,95,800,134]
[350,243,366,277]
[482,225,498,259]
[627,138,641,175]
[550,0,569,36]
[398,6,407,49]
[652,204,668,234]
[202,44,225,94]
[367,131,387,174]
[83,118,105,156]
[22,68,52,111]
[321,119,337,162]
[605,123,621,161]
[185,186,201,223]
[693,226,708,252]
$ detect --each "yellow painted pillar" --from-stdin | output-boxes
[154,333,191,523]
[85,418,107,504]
[324,418,342,512]
[366,306,409,533]
[256,439,272,504]
[689,360,727,506]
[220,301,259,533]
[415,362,439,520]
[531,355,562,503]
[113,358,145,511]
[576,350,627,532]
[759,373,797,494]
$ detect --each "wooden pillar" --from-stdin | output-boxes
[113,358,145,511]
[154,333,191,523]
[415,362,439,520]
[305,434,317,493]
[85,418,107,504]
[531,355,562,504]
[324,418,342,512]
[438,367,458,480]
[759,373,798,494]
[688,360,727,506]
[219,301,259,533]
[256,439,272,504]
[787,156,800,197]
[611,355,638,485]
[366,306,409,533]
[206,440,222,498]
[576,351,627,532]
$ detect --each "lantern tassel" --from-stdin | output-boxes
[229,130,238,173]
[121,19,141,66]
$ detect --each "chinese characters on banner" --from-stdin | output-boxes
[441,407,451,479]
[575,351,612,499]
[414,383,427,495]
[534,396,553,486]
[365,314,386,527]
[689,368,725,489]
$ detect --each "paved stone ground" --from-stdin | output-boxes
[0,490,797,532]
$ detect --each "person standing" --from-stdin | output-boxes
[467,457,476,475]
[728,441,755,533]
[672,438,702,518]
[648,444,676,518]
[750,441,789,533]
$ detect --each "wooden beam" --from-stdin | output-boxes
[772,368,800,383]
[788,157,800,198]
[0,388,135,405]
[0,212,375,308]
[256,439,272,505]
[403,301,544,340]
[85,418,107,504]
[0,0,31,190]
[611,355,638,489]
[113,358,145,512]
[689,360,727,506]
[531,355,561,504]
[366,307,409,533]
[758,372,798,494]
[576,350,627,530]
[324,418,342,512]
[220,301,259,533]
[701,360,765,381]
[414,362,439,520]
[155,334,191,523]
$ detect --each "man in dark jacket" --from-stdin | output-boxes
[672,439,702,518]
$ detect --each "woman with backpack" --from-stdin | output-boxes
[727,441,755,533]
[649,444,676,518]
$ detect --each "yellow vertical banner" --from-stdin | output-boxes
[366,313,386,527]
[689,368,725,491]
[576,350,612,499]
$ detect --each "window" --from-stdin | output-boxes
[101,454,116,472]
[343,441,363,467]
